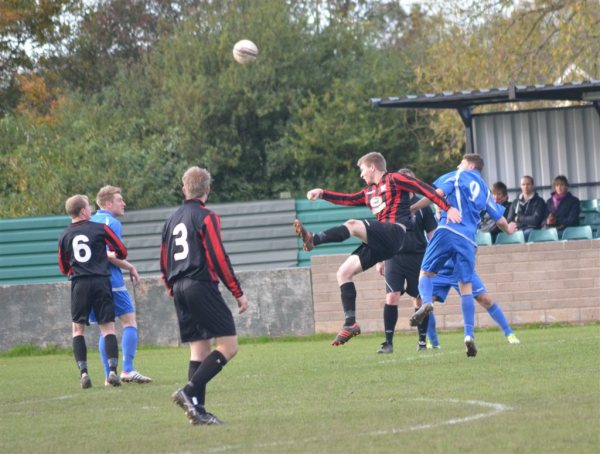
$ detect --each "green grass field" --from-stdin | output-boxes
[1,325,599,453]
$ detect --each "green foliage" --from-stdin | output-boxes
[1,0,594,217]
[0,115,64,216]
[0,0,75,114]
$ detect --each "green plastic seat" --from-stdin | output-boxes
[561,225,593,240]
[580,199,599,213]
[494,230,525,245]
[476,231,493,246]
[528,228,559,243]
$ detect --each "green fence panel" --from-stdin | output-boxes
[294,199,375,267]
[2,198,598,284]
[0,200,298,285]
[0,216,70,284]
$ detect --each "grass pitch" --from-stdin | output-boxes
[1,325,599,453]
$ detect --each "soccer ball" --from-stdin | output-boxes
[233,39,258,64]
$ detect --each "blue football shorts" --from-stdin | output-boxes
[433,272,487,303]
[421,228,476,283]
[89,289,135,323]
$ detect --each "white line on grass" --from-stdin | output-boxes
[207,398,511,452]
[1,394,76,406]
[370,398,511,435]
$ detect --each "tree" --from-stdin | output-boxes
[0,0,449,217]
[409,0,600,155]
[56,0,207,94]
[0,0,74,115]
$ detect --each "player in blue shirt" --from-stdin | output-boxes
[90,186,152,384]
[410,154,516,357]
[423,258,520,346]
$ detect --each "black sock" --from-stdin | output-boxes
[340,282,357,326]
[184,351,227,401]
[188,360,205,407]
[416,308,429,343]
[188,361,202,381]
[383,304,398,344]
[72,335,87,374]
[103,334,119,372]
[314,225,350,246]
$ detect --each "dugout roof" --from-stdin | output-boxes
[370,80,600,111]
[370,80,600,158]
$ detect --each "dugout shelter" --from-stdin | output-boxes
[370,80,600,201]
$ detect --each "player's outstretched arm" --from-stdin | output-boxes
[307,188,324,200]
[410,197,433,214]
[496,217,517,234]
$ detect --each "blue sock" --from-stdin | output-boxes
[418,275,434,305]
[98,335,109,378]
[122,326,138,372]
[461,294,475,338]
[487,303,512,336]
[427,313,439,347]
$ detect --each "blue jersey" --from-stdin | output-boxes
[434,169,505,244]
[91,209,126,290]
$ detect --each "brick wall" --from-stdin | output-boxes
[311,239,600,334]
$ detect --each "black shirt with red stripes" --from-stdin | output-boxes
[58,220,127,279]
[160,199,243,298]
[321,172,450,224]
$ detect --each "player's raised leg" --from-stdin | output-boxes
[294,219,352,252]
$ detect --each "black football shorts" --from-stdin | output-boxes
[352,220,406,271]
[172,278,237,342]
[71,276,114,325]
[383,253,424,297]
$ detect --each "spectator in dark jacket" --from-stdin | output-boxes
[544,175,580,233]
[480,181,511,242]
[506,175,546,241]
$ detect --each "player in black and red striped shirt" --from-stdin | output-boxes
[294,151,461,346]
[58,194,128,389]
[161,166,249,426]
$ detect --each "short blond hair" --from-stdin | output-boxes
[65,195,89,218]
[96,185,121,208]
[357,152,386,171]
[182,166,211,199]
